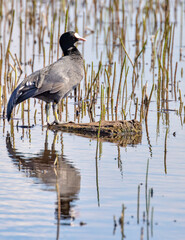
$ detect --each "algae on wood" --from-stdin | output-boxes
[48,120,142,147]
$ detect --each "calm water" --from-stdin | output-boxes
[0,0,185,239]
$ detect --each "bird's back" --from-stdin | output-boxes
[34,53,84,103]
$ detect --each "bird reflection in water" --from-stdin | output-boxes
[6,130,81,230]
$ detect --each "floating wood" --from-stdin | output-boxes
[48,119,142,147]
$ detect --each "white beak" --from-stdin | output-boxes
[74,32,87,41]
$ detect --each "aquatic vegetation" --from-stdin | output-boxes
[0,1,184,239]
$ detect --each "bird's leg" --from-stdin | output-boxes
[46,103,51,125]
[52,102,60,124]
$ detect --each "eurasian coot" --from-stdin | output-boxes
[7,31,86,125]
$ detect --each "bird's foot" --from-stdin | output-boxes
[47,120,62,126]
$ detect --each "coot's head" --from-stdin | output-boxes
[59,31,86,53]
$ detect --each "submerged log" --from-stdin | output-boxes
[48,119,142,147]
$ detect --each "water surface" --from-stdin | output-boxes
[0,0,185,239]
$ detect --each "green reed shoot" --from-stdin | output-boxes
[5,10,15,61]
[164,127,168,174]
[115,57,126,120]
[137,184,140,224]
[64,7,69,32]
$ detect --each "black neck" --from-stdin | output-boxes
[63,46,81,56]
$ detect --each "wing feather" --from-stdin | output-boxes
[7,55,84,120]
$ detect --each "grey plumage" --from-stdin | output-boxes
[7,31,86,123]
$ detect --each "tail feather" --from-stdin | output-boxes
[7,87,19,121]
[7,84,37,121]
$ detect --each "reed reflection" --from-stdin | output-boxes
[6,130,81,225]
